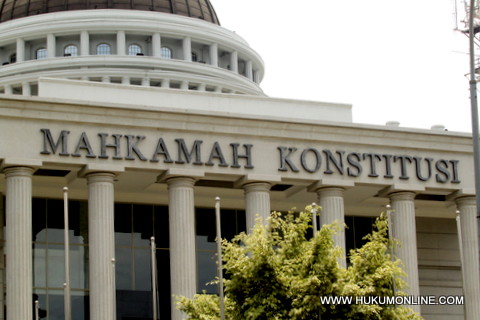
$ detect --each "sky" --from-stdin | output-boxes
[212,0,474,133]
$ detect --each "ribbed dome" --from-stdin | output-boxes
[0,0,220,24]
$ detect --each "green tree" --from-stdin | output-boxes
[177,206,423,320]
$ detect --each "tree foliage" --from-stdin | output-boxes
[177,206,423,320]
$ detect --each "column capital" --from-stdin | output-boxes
[234,174,280,188]
[2,166,35,178]
[1,158,42,172]
[388,190,416,202]
[307,179,354,192]
[156,168,204,183]
[455,195,476,207]
[315,186,345,198]
[377,184,424,198]
[78,164,124,178]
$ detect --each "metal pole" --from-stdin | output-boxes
[311,202,318,236]
[215,197,225,320]
[151,237,158,320]
[385,204,397,298]
[467,0,480,289]
[35,300,39,320]
[63,187,71,320]
[455,211,466,294]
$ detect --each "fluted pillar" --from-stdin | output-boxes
[316,187,346,267]
[87,172,116,320]
[4,166,34,320]
[0,193,4,320]
[243,182,271,232]
[167,177,197,320]
[22,82,30,96]
[389,191,420,313]
[456,196,480,320]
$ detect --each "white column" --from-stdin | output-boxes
[246,60,253,80]
[4,166,34,320]
[167,177,197,320]
[16,38,25,62]
[183,37,192,62]
[456,196,480,320]
[0,194,4,320]
[142,78,150,86]
[47,34,56,58]
[4,85,12,95]
[22,82,31,96]
[389,191,420,313]
[243,182,271,232]
[230,51,238,73]
[87,172,116,320]
[121,76,130,85]
[316,187,346,267]
[117,31,126,55]
[161,79,170,88]
[152,33,161,57]
[80,31,90,56]
[209,43,218,67]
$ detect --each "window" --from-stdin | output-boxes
[35,48,48,60]
[191,51,198,62]
[128,44,142,56]
[9,53,16,63]
[96,43,111,55]
[64,45,78,57]
[161,47,172,59]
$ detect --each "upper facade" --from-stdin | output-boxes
[0,0,264,97]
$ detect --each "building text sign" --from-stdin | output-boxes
[40,129,461,184]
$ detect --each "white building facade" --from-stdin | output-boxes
[0,1,479,319]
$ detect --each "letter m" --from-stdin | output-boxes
[40,129,70,156]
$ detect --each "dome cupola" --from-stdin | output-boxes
[0,0,220,24]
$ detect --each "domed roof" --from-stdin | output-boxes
[0,0,220,24]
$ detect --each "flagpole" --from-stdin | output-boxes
[63,187,71,320]
[150,237,158,320]
[215,197,225,320]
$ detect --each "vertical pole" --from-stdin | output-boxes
[35,300,39,320]
[215,197,225,320]
[386,204,397,297]
[468,0,480,278]
[311,203,318,235]
[151,237,158,320]
[63,187,71,320]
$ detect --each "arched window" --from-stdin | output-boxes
[161,47,172,59]
[128,44,142,56]
[36,48,48,60]
[9,53,16,63]
[64,45,78,57]
[96,43,111,55]
[191,51,198,62]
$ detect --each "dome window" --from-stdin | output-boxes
[161,47,172,59]
[36,48,48,60]
[191,51,198,62]
[128,44,143,56]
[64,45,78,57]
[97,43,111,56]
